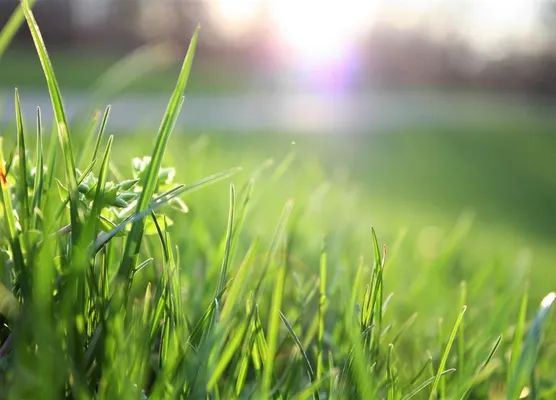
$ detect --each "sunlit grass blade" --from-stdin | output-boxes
[460,335,502,400]
[14,88,30,232]
[31,107,44,229]
[220,238,259,324]
[0,0,36,58]
[78,105,111,168]
[261,239,288,397]
[207,320,249,391]
[22,0,80,238]
[317,239,327,384]
[391,313,418,346]
[118,26,200,284]
[406,357,432,389]
[253,200,294,298]
[457,281,466,377]
[508,283,529,381]
[403,369,456,400]
[429,306,466,399]
[217,184,235,296]
[386,343,396,400]
[506,292,556,400]
[88,136,113,236]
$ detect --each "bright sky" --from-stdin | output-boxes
[210,0,542,61]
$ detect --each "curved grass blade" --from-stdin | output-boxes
[118,26,200,283]
[429,306,467,399]
[317,239,327,384]
[386,343,396,400]
[508,284,529,381]
[261,241,288,397]
[0,0,36,58]
[279,310,317,384]
[87,135,113,237]
[506,292,556,400]
[217,184,235,296]
[22,0,80,239]
[77,105,111,167]
[403,369,456,400]
[207,320,249,391]
[460,335,502,400]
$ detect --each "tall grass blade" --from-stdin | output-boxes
[403,369,456,400]
[14,89,30,232]
[279,310,317,384]
[508,284,529,380]
[22,0,80,239]
[317,239,327,383]
[506,292,556,400]
[118,26,200,283]
[261,241,288,397]
[460,335,503,400]
[31,107,44,229]
[217,184,235,296]
[429,306,467,399]
[0,0,36,58]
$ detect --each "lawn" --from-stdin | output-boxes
[1,3,555,399]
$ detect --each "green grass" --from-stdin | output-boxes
[1,2,556,399]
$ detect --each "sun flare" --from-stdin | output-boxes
[268,0,376,65]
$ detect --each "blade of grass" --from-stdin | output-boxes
[88,136,114,235]
[403,369,456,400]
[279,310,317,385]
[317,239,327,384]
[118,26,200,284]
[508,283,529,381]
[217,184,235,296]
[78,105,111,168]
[429,306,467,399]
[261,240,288,397]
[506,292,556,400]
[460,335,502,400]
[22,0,80,240]
[0,0,36,58]
[458,281,467,379]
[31,106,44,229]
[14,88,30,232]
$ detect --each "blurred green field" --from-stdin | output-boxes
[103,123,556,303]
[0,48,250,94]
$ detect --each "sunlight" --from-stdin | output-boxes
[209,0,261,37]
[268,0,377,66]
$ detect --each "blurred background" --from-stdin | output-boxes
[1,0,556,294]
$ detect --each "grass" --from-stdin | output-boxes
[1,2,556,399]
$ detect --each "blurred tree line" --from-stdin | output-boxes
[1,0,555,96]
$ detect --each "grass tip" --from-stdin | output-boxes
[541,292,556,309]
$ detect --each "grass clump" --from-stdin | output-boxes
[0,3,555,399]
